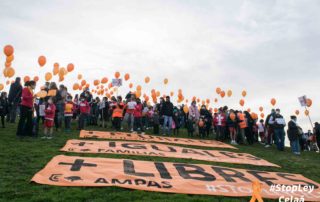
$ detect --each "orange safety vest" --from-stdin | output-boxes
[112,104,124,118]
[237,113,247,129]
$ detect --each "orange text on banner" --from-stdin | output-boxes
[61,139,279,167]
[80,130,236,149]
[31,155,320,201]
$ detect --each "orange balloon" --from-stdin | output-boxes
[45,72,52,81]
[5,62,11,68]
[306,98,312,107]
[81,80,86,86]
[53,63,59,75]
[164,78,168,85]
[170,91,174,97]
[271,98,276,106]
[220,91,225,98]
[145,76,150,83]
[259,106,263,112]
[77,74,83,80]
[136,85,142,91]
[156,91,160,97]
[214,98,218,103]
[108,83,113,89]
[38,55,46,67]
[4,67,15,78]
[295,110,300,116]
[260,113,265,118]
[129,83,133,88]
[0,84,4,91]
[58,67,67,77]
[3,45,14,56]
[305,110,309,116]
[67,63,74,72]
[101,77,108,84]
[94,80,100,86]
[6,55,14,63]
[59,75,64,82]
[115,71,120,79]
[85,83,90,88]
[214,108,218,113]
[227,90,232,97]
[216,87,221,94]
[73,83,80,90]
[24,76,30,83]
[239,99,245,106]
[33,76,39,82]
[124,73,130,81]
[242,90,247,97]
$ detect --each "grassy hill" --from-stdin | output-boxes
[0,122,319,202]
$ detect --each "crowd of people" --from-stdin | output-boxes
[0,77,319,155]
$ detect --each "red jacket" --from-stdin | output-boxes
[21,87,33,108]
[133,103,143,118]
[45,104,56,121]
[213,113,226,126]
[79,100,89,114]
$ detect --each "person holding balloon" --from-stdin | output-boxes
[16,80,37,138]
[273,109,286,151]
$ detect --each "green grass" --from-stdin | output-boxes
[0,122,319,202]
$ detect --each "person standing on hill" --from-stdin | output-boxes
[287,115,302,155]
[16,81,36,138]
[265,109,276,148]
[273,108,286,151]
[0,92,9,128]
[7,77,22,123]
[314,122,320,150]
[161,96,174,135]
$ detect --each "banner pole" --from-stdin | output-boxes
[305,106,313,129]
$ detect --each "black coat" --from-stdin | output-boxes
[8,82,22,103]
[0,98,9,115]
[161,101,174,116]
[287,120,300,141]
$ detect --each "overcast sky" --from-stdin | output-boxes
[1,0,319,131]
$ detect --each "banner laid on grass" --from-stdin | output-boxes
[61,139,279,167]
[80,130,236,149]
[32,155,320,201]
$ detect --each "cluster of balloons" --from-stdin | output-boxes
[1,44,314,119]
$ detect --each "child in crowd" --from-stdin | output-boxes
[43,97,56,139]
[0,92,9,128]
[64,95,74,132]
[257,119,265,144]
[173,110,180,136]
[227,111,238,145]
[152,110,160,134]
[78,95,90,130]
[198,117,206,138]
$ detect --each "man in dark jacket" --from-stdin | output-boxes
[287,115,301,155]
[161,96,173,135]
[7,77,22,123]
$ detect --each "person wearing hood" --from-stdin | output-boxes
[7,77,22,123]
[287,115,302,155]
